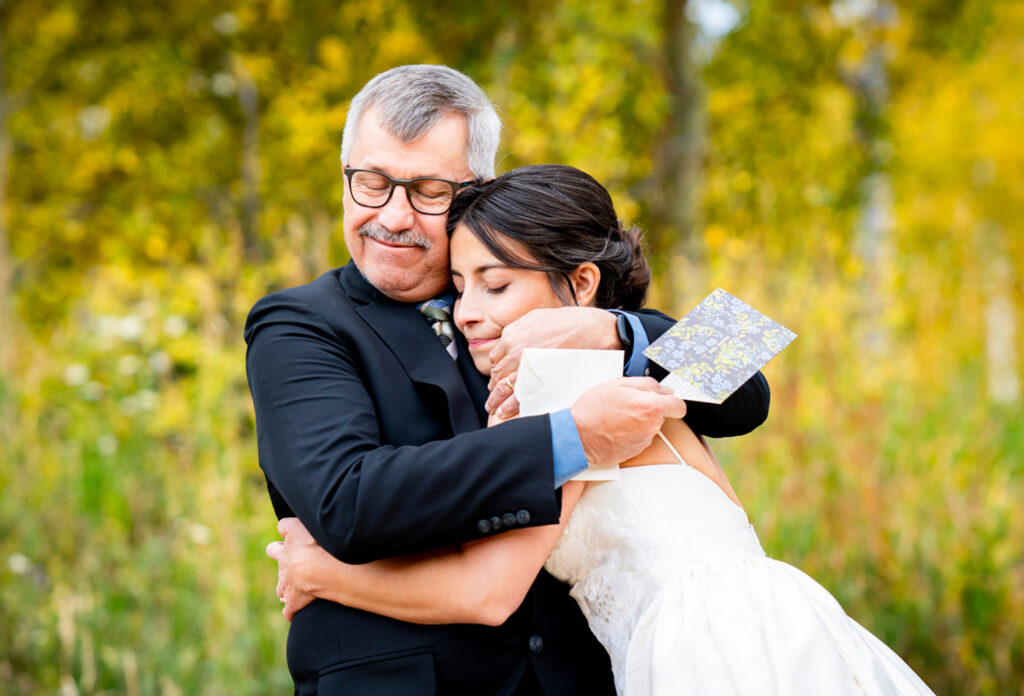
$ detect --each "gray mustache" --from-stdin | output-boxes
[359,223,432,250]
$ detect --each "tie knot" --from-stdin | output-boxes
[418,298,452,323]
[418,297,457,360]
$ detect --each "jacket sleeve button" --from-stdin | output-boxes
[516,509,531,525]
[502,512,517,528]
[489,516,503,531]
[476,519,492,534]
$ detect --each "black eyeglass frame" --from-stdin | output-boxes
[343,166,475,216]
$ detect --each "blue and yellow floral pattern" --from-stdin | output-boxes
[644,288,797,403]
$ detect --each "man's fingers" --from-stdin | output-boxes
[611,376,663,393]
[657,393,687,419]
[628,383,685,419]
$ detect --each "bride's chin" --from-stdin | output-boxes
[471,354,492,376]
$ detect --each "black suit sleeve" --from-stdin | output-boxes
[245,296,562,564]
[630,308,771,438]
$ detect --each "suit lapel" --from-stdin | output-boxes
[455,330,490,425]
[342,264,481,435]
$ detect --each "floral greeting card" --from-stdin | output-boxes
[644,288,797,404]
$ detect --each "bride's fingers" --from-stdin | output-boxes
[487,347,522,391]
[277,516,303,538]
[495,394,520,420]
[266,541,282,560]
[485,370,517,414]
[487,343,511,381]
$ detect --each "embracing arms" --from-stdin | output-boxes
[269,482,586,625]
[268,417,742,625]
[245,280,681,563]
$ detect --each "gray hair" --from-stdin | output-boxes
[340,65,501,180]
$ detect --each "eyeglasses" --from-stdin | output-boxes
[344,167,475,216]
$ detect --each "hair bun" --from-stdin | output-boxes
[609,223,650,311]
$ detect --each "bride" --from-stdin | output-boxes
[267,164,934,695]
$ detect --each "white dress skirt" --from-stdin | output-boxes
[544,462,935,696]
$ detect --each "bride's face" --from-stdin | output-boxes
[450,223,567,375]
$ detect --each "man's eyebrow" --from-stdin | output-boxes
[358,162,447,179]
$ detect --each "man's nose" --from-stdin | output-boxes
[376,185,416,231]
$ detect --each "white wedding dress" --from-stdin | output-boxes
[544,462,935,695]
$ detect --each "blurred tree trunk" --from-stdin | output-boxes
[647,0,704,310]
[236,57,262,265]
[847,2,896,358]
[981,229,1020,405]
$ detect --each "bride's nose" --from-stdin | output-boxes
[453,290,482,329]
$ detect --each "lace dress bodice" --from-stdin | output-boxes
[544,463,933,696]
[545,464,763,691]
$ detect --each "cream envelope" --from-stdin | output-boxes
[515,348,624,481]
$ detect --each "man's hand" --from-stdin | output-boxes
[487,307,619,417]
[266,517,329,622]
[570,377,686,468]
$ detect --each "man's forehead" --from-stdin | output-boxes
[349,108,470,179]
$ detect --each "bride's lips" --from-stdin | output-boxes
[466,337,496,349]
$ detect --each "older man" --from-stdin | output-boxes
[246,65,768,695]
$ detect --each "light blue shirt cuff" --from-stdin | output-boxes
[609,310,650,377]
[549,408,588,488]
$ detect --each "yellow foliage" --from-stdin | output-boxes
[2,1,1022,693]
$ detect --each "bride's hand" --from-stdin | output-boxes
[266,517,330,622]
[486,307,619,417]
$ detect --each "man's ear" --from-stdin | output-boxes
[569,262,601,307]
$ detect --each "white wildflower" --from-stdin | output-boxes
[63,364,90,386]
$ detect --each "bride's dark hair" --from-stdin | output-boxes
[446,164,650,311]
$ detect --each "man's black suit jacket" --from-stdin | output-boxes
[245,262,769,694]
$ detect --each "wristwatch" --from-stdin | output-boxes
[615,313,634,353]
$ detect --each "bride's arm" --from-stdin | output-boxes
[268,481,585,625]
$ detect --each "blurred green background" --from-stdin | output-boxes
[1,0,1022,693]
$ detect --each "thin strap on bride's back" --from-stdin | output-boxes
[656,429,687,466]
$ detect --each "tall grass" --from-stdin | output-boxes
[1,248,1021,694]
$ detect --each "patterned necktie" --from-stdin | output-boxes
[418,298,458,360]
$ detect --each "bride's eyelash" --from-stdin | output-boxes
[487,285,509,295]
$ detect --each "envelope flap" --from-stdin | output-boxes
[515,348,625,482]
[516,348,624,416]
